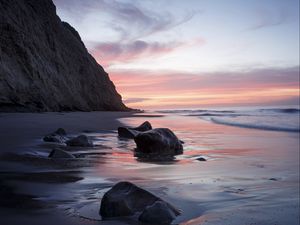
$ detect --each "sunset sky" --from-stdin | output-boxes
[53,0,299,109]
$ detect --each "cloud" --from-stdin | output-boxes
[90,40,183,66]
[54,0,201,41]
[123,98,151,104]
[53,0,205,67]
[109,66,300,108]
[248,7,289,31]
[90,38,205,66]
[111,66,299,92]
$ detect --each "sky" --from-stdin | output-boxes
[53,0,299,109]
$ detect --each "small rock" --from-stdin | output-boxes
[55,128,67,136]
[196,157,207,161]
[133,121,152,131]
[66,135,93,147]
[43,128,67,143]
[117,127,140,138]
[269,178,278,181]
[48,148,75,158]
[118,121,152,138]
[139,201,177,224]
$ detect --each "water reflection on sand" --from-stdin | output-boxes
[0,112,299,225]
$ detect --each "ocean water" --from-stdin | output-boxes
[156,106,300,133]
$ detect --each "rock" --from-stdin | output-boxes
[43,135,65,143]
[43,128,67,143]
[118,127,140,139]
[133,121,152,131]
[139,201,177,224]
[100,181,180,219]
[0,0,128,112]
[134,128,183,157]
[118,121,152,138]
[66,135,93,147]
[196,157,207,161]
[48,148,75,158]
[55,128,67,136]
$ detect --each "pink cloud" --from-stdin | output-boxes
[90,40,183,66]
[90,38,205,67]
[109,66,300,108]
[111,67,299,93]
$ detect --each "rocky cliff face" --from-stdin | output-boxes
[0,0,128,112]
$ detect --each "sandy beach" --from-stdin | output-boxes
[0,111,299,225]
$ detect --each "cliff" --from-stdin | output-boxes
[0,0,128,112]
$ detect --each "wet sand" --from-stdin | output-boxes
[0,111,299,225]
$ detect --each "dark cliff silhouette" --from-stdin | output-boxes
[0,0,129,112]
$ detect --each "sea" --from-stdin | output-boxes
[155,106,300,133]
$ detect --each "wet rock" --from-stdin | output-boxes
[66,135,93,147]
[134,128,183,157]
[118,121,152,138]
[43,128,67,143]
[54,128,67,136]
[48,148,75,159]
[100,181,180,219]
[117,127,140,139]
[133,121,153,131]
[196,157,207,161]
[139,201,177,224]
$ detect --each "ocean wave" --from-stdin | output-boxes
[259,108,300,114]
[156,109,235,114]
[186,113,242,117]
[211,117,300,133]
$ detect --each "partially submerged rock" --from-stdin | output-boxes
[118,121,152,138]
[139,201,177,224]
[66,135,93,147]
[54,128,67,136]
[117,127,140,139]
[133,121,152,131]
[43,128,67,143]
[196,157,207,161]
[48,148,75,159]
[100,181,180,221]
[134,128,183,157]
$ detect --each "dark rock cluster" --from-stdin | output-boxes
[44,122,183,224]
[118,121,184,158]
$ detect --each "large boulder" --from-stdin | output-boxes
[139,201,177,224]
[134,128,183,157]
[66,135,93,147]
[100,181,180,221]
[48,148,75,159]
[43,128,67,144]
[118,121,152,138]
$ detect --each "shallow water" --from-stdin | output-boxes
[0,111,299,225]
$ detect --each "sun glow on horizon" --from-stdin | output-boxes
[109,68,299,109]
